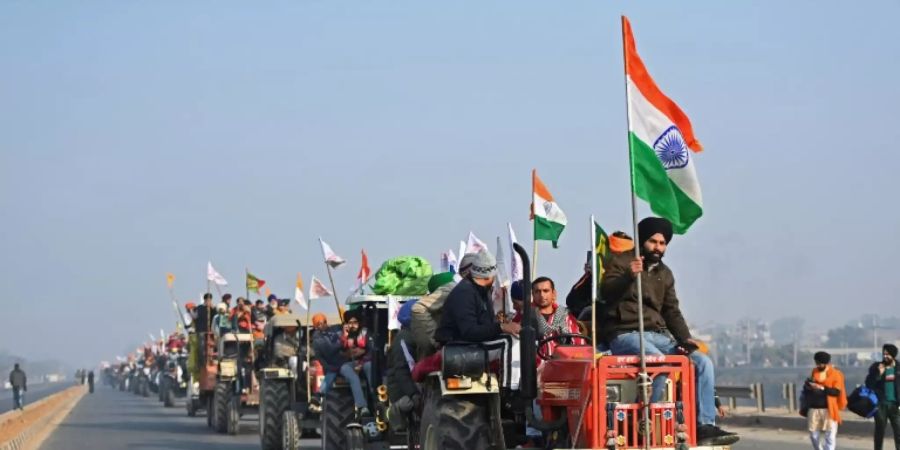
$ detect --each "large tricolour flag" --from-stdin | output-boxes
[623,16,703,234]
[531,170,567,248]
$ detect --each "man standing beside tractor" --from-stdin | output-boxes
[601,216,738,445]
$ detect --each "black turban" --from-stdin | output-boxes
[884,344,898,359]
[638,217,674,246]
[813,351,831,365]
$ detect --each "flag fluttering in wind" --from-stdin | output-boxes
[319,238,346,269]
[160,328,166,340]
[309,275,333,300]
[356,250,371,289]
[387,297,401,330]
[246,271,266,294]
[531,170,567,248]
[594,221,611,289]
[166,273,176,289]
[507,223,523,281]
[294,273,307,309]
[207,262,228,286]
[466,232,487,254]
[264,286,272,299]
[623,16,703,234]
[441,249,458,273]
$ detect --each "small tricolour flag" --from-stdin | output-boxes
[309,275,333,300]
[623,16,703,234]
[531,170,567,248]
[295,273,307,309]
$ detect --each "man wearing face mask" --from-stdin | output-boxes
[600,216,737,445]
[435,249,521,343]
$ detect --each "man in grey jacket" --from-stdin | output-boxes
[9,363,26,410]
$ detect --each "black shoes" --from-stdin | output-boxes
[696,424,740,446]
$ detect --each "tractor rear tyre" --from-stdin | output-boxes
[418,379,441,450]
[259,380,290,450]
[226,395,241,435]
[282,411,301,450]
[427,396,494,450]
[320,387,355,450]
[214,383,229,433]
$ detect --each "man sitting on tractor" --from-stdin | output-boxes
[340,309,373,390]
[601,216,737,445]
[312,312,371,417]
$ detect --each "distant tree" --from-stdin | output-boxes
[825,325,871,348]
[770,317,804,346]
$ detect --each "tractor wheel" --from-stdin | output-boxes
[429,396,494,450]
[164,383,176,407]
[226,395,241,435]
[186,394,197,416]
[320,387,355,450]
[282,411,302,450]
[158,378,166,402]
[214,383,229,433]
[418,379,441,450]
[206,394,214,427]
[142,379,149,397]
[345,425,365,450]
[259,380,291,450]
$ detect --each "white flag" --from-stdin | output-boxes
[207,261,228,286]
[493,237,513,315]
[466,232,488,254]
[387,296,401,330]
[508,223,524,281]
[160,328,165,340]
[447,250,458,273]
[148,333,155,342]
[319,238,346,269]
[458,241,467,262]
[309,275,333,300]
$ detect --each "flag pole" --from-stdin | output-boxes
[589,215,601,447]
[622,15,651,449]
[318,238,345,322]
[531,169,539,279]
[305,298,313,403]
[245,268,250,308]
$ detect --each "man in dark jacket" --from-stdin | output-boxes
[601,217,736,445]
[312,314,370,416]
[386,300,419,430]
[435,250,520,343]
[866,343,900,450]
[9,363,26,410]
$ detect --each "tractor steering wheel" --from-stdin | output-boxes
[536,333,593,361]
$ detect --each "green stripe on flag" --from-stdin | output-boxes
[629,132,703,234]
[534,216,565,248]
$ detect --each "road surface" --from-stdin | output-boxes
[0,382,71,414]
[39,386,874,449]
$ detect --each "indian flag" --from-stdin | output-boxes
[623,16,703,234]
[531,169,567,248]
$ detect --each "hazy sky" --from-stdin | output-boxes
[2,1,899,367]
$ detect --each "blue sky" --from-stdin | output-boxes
[2,1,899,366]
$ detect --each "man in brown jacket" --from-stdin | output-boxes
[601,216,737,445]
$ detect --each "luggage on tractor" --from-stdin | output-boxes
[420,243,734,450]
[212,330,259,435]
[256,313,324,450]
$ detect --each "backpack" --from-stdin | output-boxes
[847,385,879,418]
[410,282,456,359]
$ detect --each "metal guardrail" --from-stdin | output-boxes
[717,382,801,413]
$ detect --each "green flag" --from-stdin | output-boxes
[594,221,610,290]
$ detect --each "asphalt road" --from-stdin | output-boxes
[38,386,874,450]
[0,382,71,414]
[39,385,320,450]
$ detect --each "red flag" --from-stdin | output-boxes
[357,249,371,286]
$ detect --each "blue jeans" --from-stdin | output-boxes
[609,331,717,425]
[321,361,371,409]
[13,388,24,410]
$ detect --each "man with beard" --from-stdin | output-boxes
[866,344,900,450]
[600,216,737,445]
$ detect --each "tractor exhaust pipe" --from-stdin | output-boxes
[513,243,567,432]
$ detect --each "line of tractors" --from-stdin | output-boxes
[103,245,733,450]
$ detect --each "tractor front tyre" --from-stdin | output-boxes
[206,394,214,427]
[186,395,197,416]
[282,411,302,450]
[214,383,229,433]
[345,425,365,450]
[226,395,241,435]
[259,380,290,450]
[321,387,355,450]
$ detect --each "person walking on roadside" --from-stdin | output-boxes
[803,351,846,450]
[867,343,900,450]
[87,370,95,394]
[8,363,26,410]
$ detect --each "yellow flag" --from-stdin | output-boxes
[166,273,176,289]
[265,286,272,298]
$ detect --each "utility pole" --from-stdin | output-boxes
[793,331,798,368]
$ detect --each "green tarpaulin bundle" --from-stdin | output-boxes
[372,256,433,295]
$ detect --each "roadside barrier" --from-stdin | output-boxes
[0,386,86,450]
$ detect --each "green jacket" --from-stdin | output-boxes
[599,252,691,343]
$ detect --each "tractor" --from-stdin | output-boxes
[212,330,259,435]
[185,328,219,423]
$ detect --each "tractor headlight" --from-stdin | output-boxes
[288,356,298,378]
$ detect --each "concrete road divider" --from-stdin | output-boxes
[0,386,87,450]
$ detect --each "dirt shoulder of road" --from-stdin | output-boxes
[0,385,85,445]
